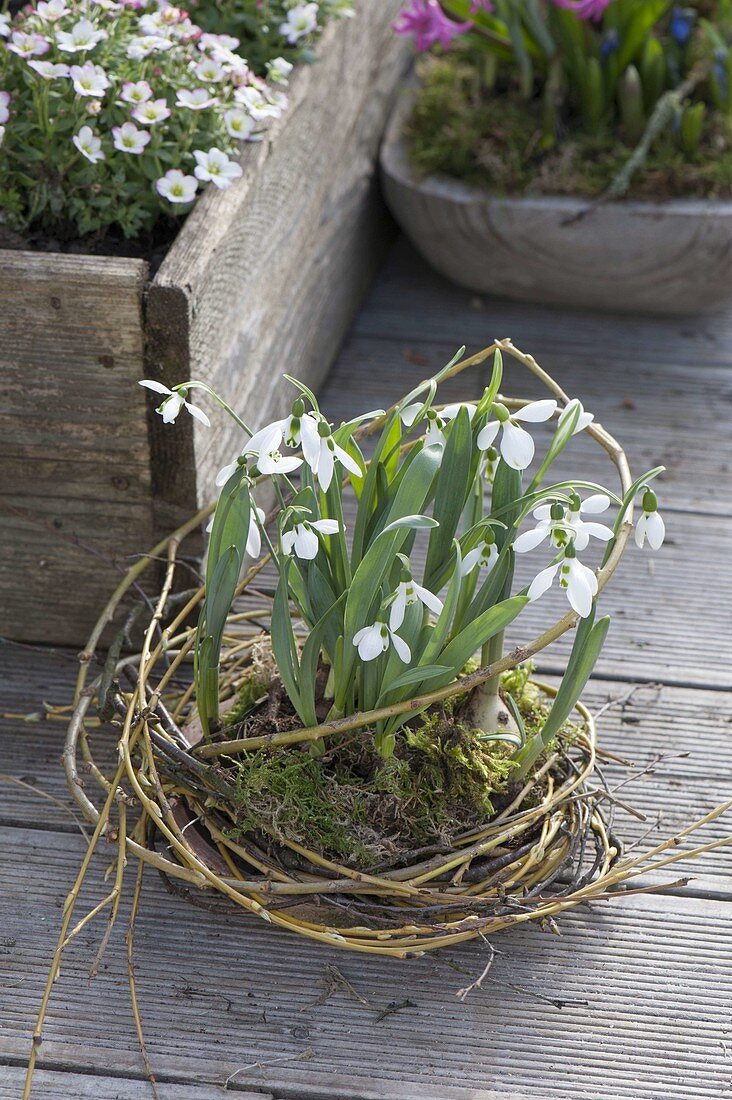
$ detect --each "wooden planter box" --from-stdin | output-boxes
[0,3,409,646]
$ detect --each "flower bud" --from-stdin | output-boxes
[291,398,305,418]
[492,402,509,423]
[642,487,658,513]
[550,502,564,522]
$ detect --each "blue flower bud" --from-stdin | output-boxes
[669,6,695,47]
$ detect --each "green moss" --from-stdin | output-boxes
[408,53,732,201]
[223,667,270,727]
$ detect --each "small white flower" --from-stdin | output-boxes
[28,60,70,79]
[0,13,11,37]
[400,401,476,449]
[155,169,198,204]
[127,35,173,59]
[120,80,153,105]
[634,488,665,550]
[207,504,265,558]
[224,107,254,140]
[280,2,319,43]
[0,92,10,125]
[245,410,320,460]
[112,121,151,155]
[249,441,303,476]
[266,56,294,84]
[301,425,363,492]
[138,12,167,35]
[35,0,69,21]
[353,621,411,664]
[515,494,613,555]
[7,31,50,58]
[282,518,340,561]
[193,147,243,190]
[176,87,218,110]
[72,125,104,164]
[461,538,499,576]
[477,400,557,471]
[56,18,106,52]
[133,98,171,125]
[234,85,283,120]
[139,380,210,426]
[70,62,109,98]
[199,32,240,53]
[389,579,443,631]
[527,548,598,619]
[558,397,594,435]
[195,57,225,82]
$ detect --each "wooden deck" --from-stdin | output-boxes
[2,240,731,1099]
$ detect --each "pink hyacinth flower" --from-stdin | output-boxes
[393,0,472,52]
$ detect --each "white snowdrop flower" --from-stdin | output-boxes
[28,60,70,78]
[527,544,598,619]
[301,422,363,492]
[245,407,320,462]
[280,2,319,43]
[56,18,106,52]
[634,488,665,550]
[176,87,218,110]
[515,494,613,555]
[7,31,50,57]
[282,518,340,561]
[195,57,225,82]
[400,401,477,449]
[70,62,109,98]
[0,13,11,37]
[558,397,594,435]
[120,80,153,105]
[224,107,254,140]
[155,169,198,204]
[477,400,558,471]
[132,98,171,125]
[266,56,294,84]
[208,504,265,558]
[353,620,411,664]
[36,0,69,21]
[250,441,303,476]
[139,380,210,425]
[72,125,104,164]
[0,92,10,125]
[389,578,443,631]
[112,121,151,155]
[193,147,243,190]
[460,537,499,576]
[127,35,173,59]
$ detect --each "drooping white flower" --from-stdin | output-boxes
[0,92,10,125]
[515,494,613,555]
[558,397,594,435]
[245,409,320,460]
[279,2,319,43]
[224,107,254,140]
[249,440,303,476]
[70,62,109,98]
[132,98,171,125]
[28,60,70,79]
[176,87,218,110]
[120,80,153,104]
[282,518,340,561]
[266,56,294,84]
[389,578,443,631]
[400,401,477,449]
[35,0,69,21]
[206,504,264,558]
[301,424,363,492]
[56,18,106,52]
[112,121,151,155]
[139,380,211,426]
[155,169,198,204]
[7,31,50,58]
[353,621,411,664]
[527,546,598,618]
[634,488,665,550]
[460,537,499,576]
[193,147,243,190]
[477,400,558,471]
[72,125,104,164]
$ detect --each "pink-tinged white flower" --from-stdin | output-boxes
[139,380,210,425]
[634,488,665,550]
[195,57,225,83]
[132,98,171,125]
[112,121,151,154]
[35,0,69,21]
[266,56,294,84]
[56,19,106,52]
[0,92,10,125]
[515,494,613,555]
[393,0,471,52]
[28,60,70,78]
[85,98,103,116]
[234,85,283,121]
[282,518,340,561]
[389,578,443,631]
[193,147,243,190]
[120,80,153,105]
[400,401,476,449]
[279,3,319,43]
[72,125,104,164]
[176,87,218,110]
[224,107,254,140]
[127,34,173,59]
[7,31,50,58]
[0,13,10,38]
[477,400,557,471]
[138,11,168,35]
[460,537,498,576]
[528,545,598,618]
[70,62,109,97]
[155,169,198,204]
[199,32,240,53]
[353,620,411,664]
[550,0,612,21]
[301,424,363,492]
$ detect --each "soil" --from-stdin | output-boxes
[0,215,180,274]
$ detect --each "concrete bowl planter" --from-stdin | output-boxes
[380,91,732,316]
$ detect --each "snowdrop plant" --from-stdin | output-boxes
[142,344,664,763]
